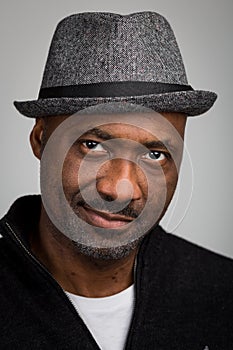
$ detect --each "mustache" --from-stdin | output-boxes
[71,191,143,219]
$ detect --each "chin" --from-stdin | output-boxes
[71,236,144,261]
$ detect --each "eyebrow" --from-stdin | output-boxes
[81,127,173,150]
[143,140,170,150]
[81,128,115,141]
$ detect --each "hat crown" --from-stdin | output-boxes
[41,12,188,89]
[14,11,217,118]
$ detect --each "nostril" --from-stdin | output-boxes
[98,193,115,202]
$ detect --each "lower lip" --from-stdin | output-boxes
[80,206,130,229]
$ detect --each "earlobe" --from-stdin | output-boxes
[30,119,45,160]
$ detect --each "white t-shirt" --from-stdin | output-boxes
[66,285,134,350]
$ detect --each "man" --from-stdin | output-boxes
[0,11,232,350]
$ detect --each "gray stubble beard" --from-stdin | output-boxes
[43,208,147,261]
[71,235,145,260]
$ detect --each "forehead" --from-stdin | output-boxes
[82,123,170,146]
[44,111,187,142]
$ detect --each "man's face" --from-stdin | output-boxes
[31,110,186,259]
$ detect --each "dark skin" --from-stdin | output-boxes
[30,112,186,297]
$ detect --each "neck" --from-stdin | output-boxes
[30,207,138,297]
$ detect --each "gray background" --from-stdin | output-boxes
[1,0,232,257]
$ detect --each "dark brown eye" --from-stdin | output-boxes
[82,141,106,152]
[143,151,166,161]
[84,141,98,149]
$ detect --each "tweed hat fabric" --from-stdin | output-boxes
[14,12,217,117]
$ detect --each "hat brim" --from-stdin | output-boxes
[14,90,217,118]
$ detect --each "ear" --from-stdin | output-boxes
[30,118,45,160]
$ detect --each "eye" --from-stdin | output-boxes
[82,140,106,152]
[142,151,167,162]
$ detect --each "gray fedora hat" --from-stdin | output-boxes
[14,11,217,118]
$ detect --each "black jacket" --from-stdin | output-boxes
[0,195,233,350]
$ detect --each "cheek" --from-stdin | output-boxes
[62,152,82,193]
[164,164,179,203]
[62,150,105,195]
[146,164,178,222]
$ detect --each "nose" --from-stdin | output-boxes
[96,158,145,202]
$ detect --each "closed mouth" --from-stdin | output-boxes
[78,204,134,229]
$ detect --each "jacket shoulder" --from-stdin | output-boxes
[144,226,233,289]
